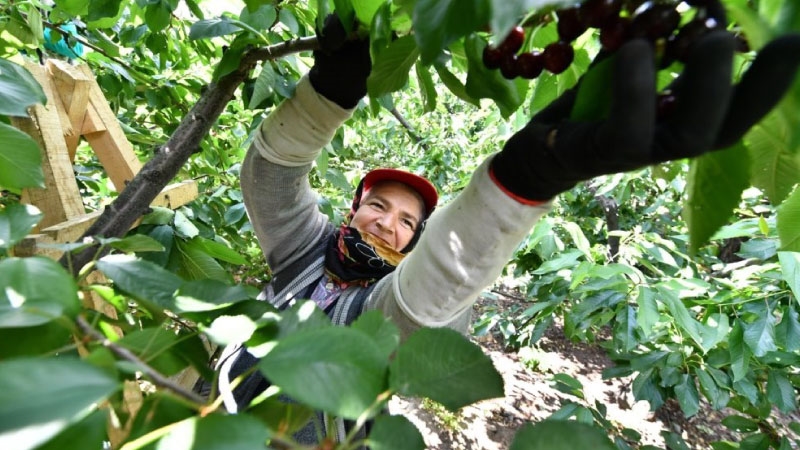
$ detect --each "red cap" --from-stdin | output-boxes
[362,168,438,216]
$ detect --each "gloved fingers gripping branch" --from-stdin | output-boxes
[491,28,800,203]
[309,14,372,109]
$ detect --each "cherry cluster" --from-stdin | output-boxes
[482,0,734,81]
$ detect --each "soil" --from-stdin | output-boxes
[388,287,800,450]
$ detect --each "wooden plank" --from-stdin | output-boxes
[48,60,91,160]
[16,181,199,258]
[13,61,86,231]
[77,64,142,192]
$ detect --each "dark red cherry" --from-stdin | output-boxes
[498,26,526,54]
[631,2,681,41]
[580,0,622,28]
[543,41,574,74]
[666,17,720,63]
[656,92,677,120]
[557,7,587,42]
[483,46,504,69]
[599,16,631,51]
[500,53,520,79]
[516,51,544,79]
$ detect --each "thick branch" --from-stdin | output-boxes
[63,37,318,274]
[586,182,620,262]
[76,315,206,405]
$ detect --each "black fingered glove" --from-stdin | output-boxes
[491,30,800,202]
[308,14,372,109]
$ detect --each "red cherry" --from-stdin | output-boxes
[483,45,504,69]
[516,51,544,79]
[656,92,677,120]
[631,2,681,41]
[557,7,587,42]
[543,41,574,74]
[500,53,520,79]
[498,26,526,54]
[580,0,622,28]
[599,16,630,51]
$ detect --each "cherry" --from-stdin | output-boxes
[498,26,526,54]
[500,53,520,79]
[483,46,505,70]
[631,2,681,41]
[666,16,719,63]
[580,0,622,28]
[656,92,677,120]
[599,16,630,51]
[543,41,574,74]
[516,51,544,79]
[557,7,587,42]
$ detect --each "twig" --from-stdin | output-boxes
[389,107,429,150]
[76,315,206,405]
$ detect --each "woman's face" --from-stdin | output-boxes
[350,181,424,251]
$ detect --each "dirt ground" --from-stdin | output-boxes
[388,288,799,450]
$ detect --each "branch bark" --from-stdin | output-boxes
[389,107,429,150]
[76,315,206,405]
[586,182,620,262]
[62,37,319,274]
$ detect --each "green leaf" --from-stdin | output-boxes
[35,410,107,450]
[0,58,47,117]
[657,285,706,351]
[118,327,209,377]
[174,279,252,313]
[464,34,527,119]
[194,236,248,265]
[259,327,388,419]
[779,251,800,305]
[189,17,242,40]
[695,367,729,410]
[433,62,479,106]
[367,35,420,97]
[415,61,437,113]
[0,203,41,249]
[674,374,700,418]
[636,286,659,338]
[613,305,637,352]
[721,415,759,433]
[249,63,277,110]
[742,304,778,357]
[351,310,400,361]
[767,370,797,412]
[247,397,314,436]
[685,142,751,253]
[87,0,123,23]
[777,187,800,251]
[353,0,385,25]
[156,414,270,449]
[54,0,90,16]
[174,239,231,282]
[101,234,165,253]
[368,414,426,450]
[509,420,615,450]
[390,327,504,411]
[240,4,277,30]
[0,357,119,450]
[96,254,183,310]
[746,111,800,205]
[412,0,489,65]
[0,257,80,328]
[145,2,172,32]
[776,305,800,352]
[729,320,751,382]
[0,122,45,191]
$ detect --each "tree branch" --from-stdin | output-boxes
[389,107,428,150]
[41,20,139,75]
[76,315,206,405]
[62,37,319,274]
